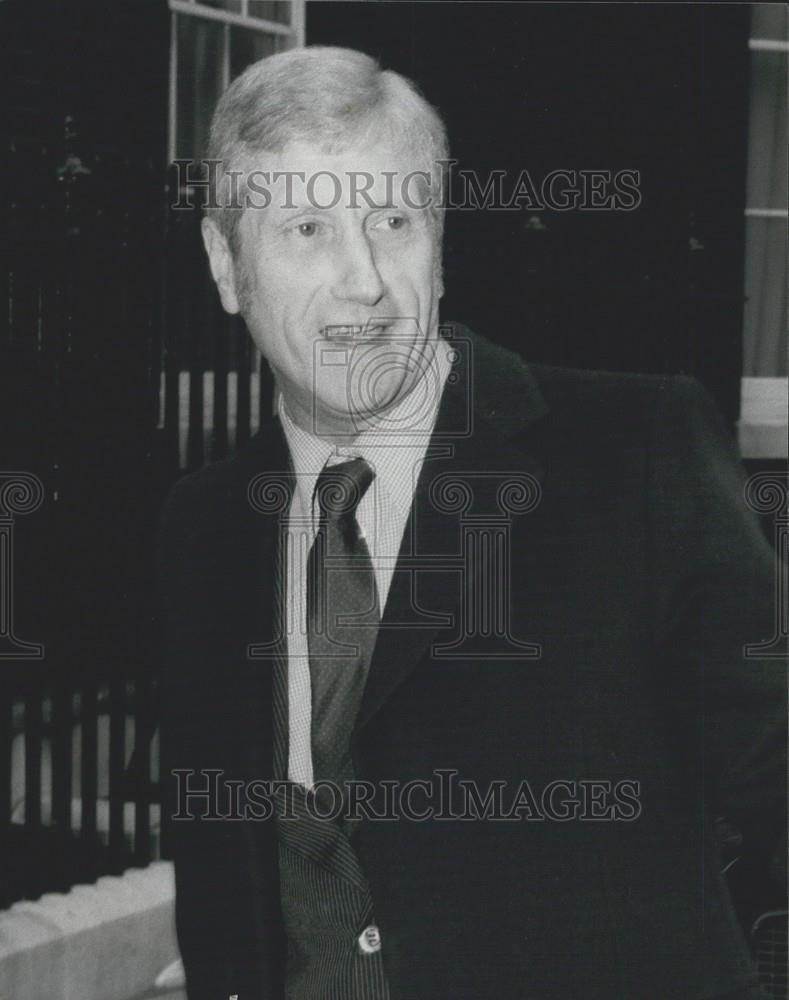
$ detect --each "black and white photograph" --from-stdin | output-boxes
[1,3,787,999]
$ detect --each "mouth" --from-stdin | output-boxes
[321,321,392,338]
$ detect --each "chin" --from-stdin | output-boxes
[357,374,409,414]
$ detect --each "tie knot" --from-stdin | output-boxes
[314,457,375,519]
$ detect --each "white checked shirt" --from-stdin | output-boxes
[278,337,452,787]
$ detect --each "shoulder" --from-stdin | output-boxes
[158,453,247,539]
[530,362,714,428]
[448,323,736,477]
[161,419,287,518]
[456,322,718,439]
[530,363,739,484]
[517,363,727,465]
[155,430,280,572]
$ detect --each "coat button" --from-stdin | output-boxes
[358,924,382,954]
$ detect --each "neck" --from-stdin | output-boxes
[276,385,362,446]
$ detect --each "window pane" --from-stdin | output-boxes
[743,218,787,377]
[742,8,787,379]
[751,3,788,42]
[248,1,291,26]
[176,14,224,165]
[746,51,788,210]
[196,0,243,11]
[229,28,284,78]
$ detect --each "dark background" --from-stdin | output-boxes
[310,3,751,427]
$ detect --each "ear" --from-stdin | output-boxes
[201,217,241,314]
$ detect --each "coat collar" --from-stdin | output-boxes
[446,322,548,438]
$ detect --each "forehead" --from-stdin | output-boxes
[244,137,436,215]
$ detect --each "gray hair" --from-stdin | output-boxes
[205,45,450,254]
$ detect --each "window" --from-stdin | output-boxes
[162,1,305,469]
[740,3,788,459]
[168,0,305,165]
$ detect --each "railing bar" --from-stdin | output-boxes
[187,248,210,470]
[108,674,127,868]
[23,691,42,829]
[0,695,11,829]
[80,681,98,842]
[133,671,153,865]
[187,363,204,470]
[51,678,72,832]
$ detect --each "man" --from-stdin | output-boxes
[158,47,786,999]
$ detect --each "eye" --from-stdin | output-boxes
[371,213,408,233]
[296,221,318,237]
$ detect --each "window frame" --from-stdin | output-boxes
[738,10,788,460]
[167,0,305,165]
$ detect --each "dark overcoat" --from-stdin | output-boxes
[158,325,786,999]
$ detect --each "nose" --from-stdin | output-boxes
[330,230,385,306]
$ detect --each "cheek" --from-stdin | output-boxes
[413,258,441,309]
[247,271,294,334]
[383,245,436,301]
[407,236,441,293]
[259,255,326,315]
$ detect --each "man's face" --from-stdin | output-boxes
[203,137,444,438]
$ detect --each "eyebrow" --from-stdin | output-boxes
[269,200,406,224]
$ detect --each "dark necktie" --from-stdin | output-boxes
[307,457,380,789]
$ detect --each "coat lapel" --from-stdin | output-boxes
[356,325,548,731]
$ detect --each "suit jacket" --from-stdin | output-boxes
[157,324,786,1000]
